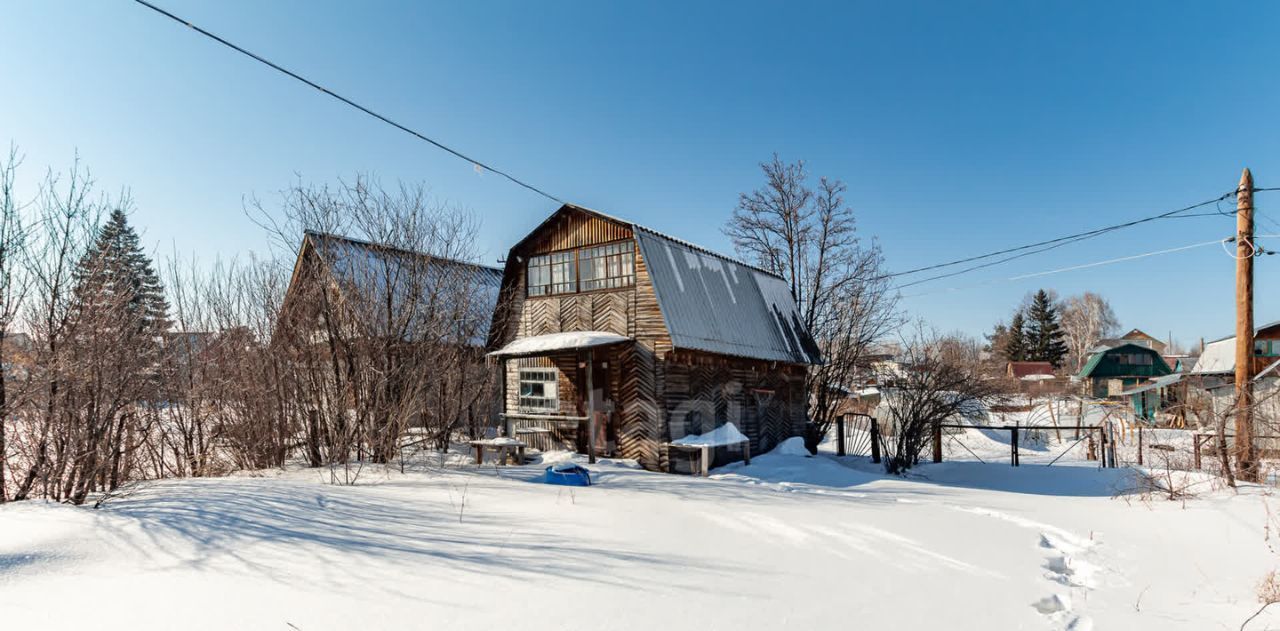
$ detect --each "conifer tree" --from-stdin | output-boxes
[71,208,170,361]
[1003,311,1026,361]
[1025,289,1067,368]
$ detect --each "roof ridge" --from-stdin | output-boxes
[562,204,787,281]
[305,230,502,273]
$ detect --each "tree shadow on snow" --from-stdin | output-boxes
[94,477,730,596]
[553,453,1142,502]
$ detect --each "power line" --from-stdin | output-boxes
[881,190,1237,284]
[901,238,1225,298]
[131,0,565,205]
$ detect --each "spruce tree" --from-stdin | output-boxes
[71,208,170,360]
[1003,311,1026,361]
[1025,289,1067,368]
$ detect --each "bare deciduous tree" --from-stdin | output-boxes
[877,328,996,474]
[726,155,898,452]
[1060,292,1120,371]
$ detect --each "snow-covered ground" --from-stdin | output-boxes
[1,444,1276,630]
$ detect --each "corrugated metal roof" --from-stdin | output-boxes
[306,231,503,344]
[1076,343,1173,379]
[1120,372,1183,396]
[634,227,821,365]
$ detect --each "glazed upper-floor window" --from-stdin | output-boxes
[527,240,635,297]
[1114,353,1153,366]
[527,251,576,297]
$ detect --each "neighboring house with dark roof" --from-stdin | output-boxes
[488,204,820,471]
[282,231,503,346]
[1077,342,1174,398]
[1006,361,1055,380]
[277,231,505,438]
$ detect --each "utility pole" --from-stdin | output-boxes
[1235,168,1257,482]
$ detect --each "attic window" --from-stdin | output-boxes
[527,251,576,297]
[1116,353,1152,366]
[579,241,634,291]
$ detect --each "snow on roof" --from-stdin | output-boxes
[670,422,749,447]
[306,231,503,345]
[1008,361,1054,378]
[501,204,821,365]
[1120,372,1183,396]
[488,331,631,358]
[635,227,821,365]
[1191,337,1235,374]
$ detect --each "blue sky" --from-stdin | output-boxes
[2,1,1277,345]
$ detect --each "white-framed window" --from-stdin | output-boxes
[579,241,635,291]
[519,368,559,412]
[527,251,576,297]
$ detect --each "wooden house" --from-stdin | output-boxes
[1076,342,1173,399]
[1006,361,1055,380]
[1189,320,1280,386]
[278,231,504,436]
[487,205,821,471]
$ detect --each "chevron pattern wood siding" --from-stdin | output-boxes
[619,342,660,469]
[660,358,805,454]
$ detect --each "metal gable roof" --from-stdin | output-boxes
[634,227,821,365]
[305,231,504,345]
[1076,342,1173,379]
[499,204,822,364]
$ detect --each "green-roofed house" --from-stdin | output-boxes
[1077,342,1173,399]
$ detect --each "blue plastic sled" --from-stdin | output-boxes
[544,464,592,487]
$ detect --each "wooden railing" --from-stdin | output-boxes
[500,413,586,453]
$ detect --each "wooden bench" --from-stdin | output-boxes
[663,440,751,476]
[469,439,528,466]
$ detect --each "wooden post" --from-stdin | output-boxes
[1193,434,1203,470]
[870,418,882,464]
[932,419,942,463]
[1097,426,1106,467]
[586,348,596,463]
[837,414,847,456]
[1235,168,1258,481]
[500,358,510,437]
[1137,426,1144,467]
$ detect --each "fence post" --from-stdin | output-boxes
[932,420,943,463]
[1137,426,1144,467]
[1011,426,1020,467]
[870,418,882,464]
[837,414,847,457]
[1193,434,1202,470]
[1087,427,1097,461]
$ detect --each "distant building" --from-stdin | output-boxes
[1077,342,1174,399]
[1190,320,1280,384]
[1006,361,1055,380]
[1093,328,1167,355]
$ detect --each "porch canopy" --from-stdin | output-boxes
[1119,372,1183,396]
[487,331,631,359]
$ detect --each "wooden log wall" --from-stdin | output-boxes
[661,355,806,455]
